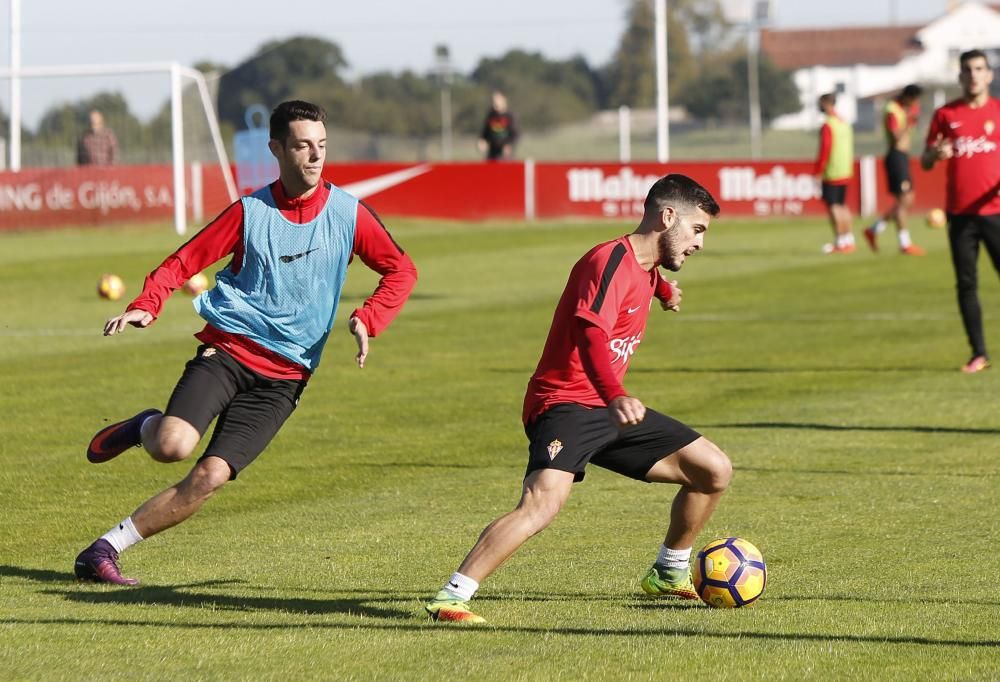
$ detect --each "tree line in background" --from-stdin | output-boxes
[1,0,800,160]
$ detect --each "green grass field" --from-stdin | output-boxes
[1,215,997,680]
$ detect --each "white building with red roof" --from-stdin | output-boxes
[761,1,1000,129]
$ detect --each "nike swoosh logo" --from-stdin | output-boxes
[279,248,319,264]
[448,582,460,589]
[627,306,642,314]
[340,165,433,199]
[949,122,962,129]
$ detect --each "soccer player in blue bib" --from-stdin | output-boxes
[74,101,417,585]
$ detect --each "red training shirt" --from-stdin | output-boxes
[523,236,659,424]
[925,97,1000,215]
[126,181,418,380]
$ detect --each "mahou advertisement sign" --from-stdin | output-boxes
[535,161,852,218]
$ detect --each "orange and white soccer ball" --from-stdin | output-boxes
[693,537,767,608]
[926,208,947,229]
[182,272,209,296]
[97,273,125,301]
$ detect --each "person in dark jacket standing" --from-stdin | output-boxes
[478,91,519,161]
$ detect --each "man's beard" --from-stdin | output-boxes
[657,230,683,271]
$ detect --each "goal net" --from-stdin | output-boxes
[0,62,237,234]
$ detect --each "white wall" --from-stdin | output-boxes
[771,3,1000,130]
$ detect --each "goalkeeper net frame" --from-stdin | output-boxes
[1,61,238,234]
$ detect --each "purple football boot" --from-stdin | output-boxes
[87,409,161,463]
[74,539,139,586]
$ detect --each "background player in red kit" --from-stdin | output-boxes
[922,49,1000,373]
[74,100,417,584]
[424,174,729,623]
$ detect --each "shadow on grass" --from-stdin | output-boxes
[0,564,409,619]
[338,461,493,469]
[1,615,996,648]
[45,582,413,620]
[7,566,998,647]
[488,366,958,376]
[770,594,1000,607]
[0,565,76,583]
[708,421,1000,436]
[630,366,954,374]
[734,465,989,478]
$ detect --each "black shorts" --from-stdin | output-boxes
[821,182,848,207]
[524,404,701,482]
[164,345,306,478]
[884,149,912,195]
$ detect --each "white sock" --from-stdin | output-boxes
[655,545,692,571]
[898,229,912,249]
[139,413,158,448]
[440,572,479,601]
[871,219,887,234]
[100,517,144,554]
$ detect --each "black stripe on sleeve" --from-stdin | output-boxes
[358,198,405,255]
[589,243,627,314]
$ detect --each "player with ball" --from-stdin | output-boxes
[425,175,733,623]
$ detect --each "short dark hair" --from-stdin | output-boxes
[818,92,837,108]
[270,100,326,142]
[959,49,990,69]
[900,84,923,100]
[644,174,720,217]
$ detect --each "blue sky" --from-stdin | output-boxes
[0,0,959,123]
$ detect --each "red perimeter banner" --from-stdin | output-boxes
[0,165,232,231]
[0,159,950,231]
[327,160,947,220]
[320,161,849,220]
[319,162,526,221]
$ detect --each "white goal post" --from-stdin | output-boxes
[1,61,238,234]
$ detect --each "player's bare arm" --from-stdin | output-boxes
[103,309,154,336]
[348,317,369,368]
[922,134,953,170]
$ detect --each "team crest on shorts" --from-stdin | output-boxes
[202,347,217,358]
[547,439,563,459]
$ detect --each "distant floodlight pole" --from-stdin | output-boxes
[747,29,761,159]
[619,105,631,163]
[170,63,186,235]
[748,0,770,160]
[435,44,453,161]
[9,0,22,171]
[655,0,669,162]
